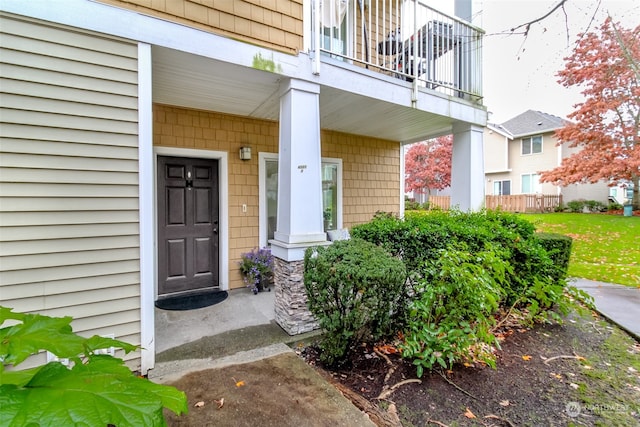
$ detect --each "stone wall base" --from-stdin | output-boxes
[273,257,319,335]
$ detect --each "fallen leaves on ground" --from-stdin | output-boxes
[522,355,532,361]
[463,408,476,419]
[374,344,400,354]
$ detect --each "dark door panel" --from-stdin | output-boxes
[157,156,219,297]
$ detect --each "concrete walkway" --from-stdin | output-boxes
[571,278,640,340]
[149,288,376,426]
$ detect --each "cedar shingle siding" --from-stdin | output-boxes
[99,0,304,54]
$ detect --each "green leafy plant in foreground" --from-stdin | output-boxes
[0,306,188,426]
[399,246,508,376]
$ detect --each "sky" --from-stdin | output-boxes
[477,0,639,124]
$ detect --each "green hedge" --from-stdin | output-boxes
[351,210,553,305]
[303,239,406,365]
[308,210,576,370]
[536,232,573,282]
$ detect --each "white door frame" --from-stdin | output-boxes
[153,146,230,297]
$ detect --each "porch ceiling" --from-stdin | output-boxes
[152,46,455,143]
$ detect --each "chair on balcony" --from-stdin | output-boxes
[378,21,457,84]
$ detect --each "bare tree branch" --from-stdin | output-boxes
[575,0,602,45]
[508,0,569,37]
[610,17,640,80]
[562,2,569,45]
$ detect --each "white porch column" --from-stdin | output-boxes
[271,78,327,335]
[450,123,485,211]
[454,0,472,21]
[271,78,327,261]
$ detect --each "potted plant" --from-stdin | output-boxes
[238,247,274,294]
[323,207,333,230]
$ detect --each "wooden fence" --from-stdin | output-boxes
[485,194,563,213]
[428,196,451,210]
[421,194,563,213]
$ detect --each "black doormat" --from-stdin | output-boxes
[155,290,228,311]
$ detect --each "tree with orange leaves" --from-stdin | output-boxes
[539,18,640,209]
[405,135,452,197]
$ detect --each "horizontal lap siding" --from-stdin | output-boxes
[0,15,141,368]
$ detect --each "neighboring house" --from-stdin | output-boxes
[0,0,486,374]
[484,110,610,204]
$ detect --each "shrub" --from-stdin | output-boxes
[0,306,187,426]
[349,210,578,374]
[536,232,573,283]
[400,246,508,376]
[404,199,420,210]
[584,200,607,212]
[608,202,623,211]
[567,200,585,213]
[353,210,549,305]
[303,239,406,365]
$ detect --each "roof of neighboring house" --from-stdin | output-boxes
[499,110,567,138]
[486,122,512,138]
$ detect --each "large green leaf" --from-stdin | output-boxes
[0,308,138,367]
[0,364,44,387]
[83,335,138,355]
[0,356,188,427]
[0,306,24,323]
[0,308,85,366]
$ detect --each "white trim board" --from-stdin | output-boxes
[138,42,155,375]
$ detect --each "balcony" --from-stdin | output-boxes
[313,0,483,101]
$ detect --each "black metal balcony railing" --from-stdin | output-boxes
[313,0,483,101]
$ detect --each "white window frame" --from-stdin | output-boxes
[521,173,541,194]
[320,0,354,60]
[493,179,511,195]
[259,152,343,248]
[521,135,543,156]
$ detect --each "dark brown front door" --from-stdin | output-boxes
[157,156,219,297]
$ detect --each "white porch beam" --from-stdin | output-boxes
[450,123,485,211]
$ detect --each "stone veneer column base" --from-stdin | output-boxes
[273,257,320,335]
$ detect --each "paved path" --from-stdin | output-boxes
[571,278,640,340]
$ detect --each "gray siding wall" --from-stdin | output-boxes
[561,182,610,204]
[0,14,141,368]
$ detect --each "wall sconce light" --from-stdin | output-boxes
[239,146,252,161]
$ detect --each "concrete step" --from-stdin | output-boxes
[149,322,322,383]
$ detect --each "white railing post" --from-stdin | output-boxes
[313,0,321,75]
[412,0,418,104]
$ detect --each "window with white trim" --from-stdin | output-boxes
[259,153,342,247]
[521,173,541,194]
[321,0,351,60]
[493,180,511,195]
[521,135,542,155]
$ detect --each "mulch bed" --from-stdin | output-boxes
[300,311,640,426]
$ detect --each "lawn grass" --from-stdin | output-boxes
[522,213,639,287]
